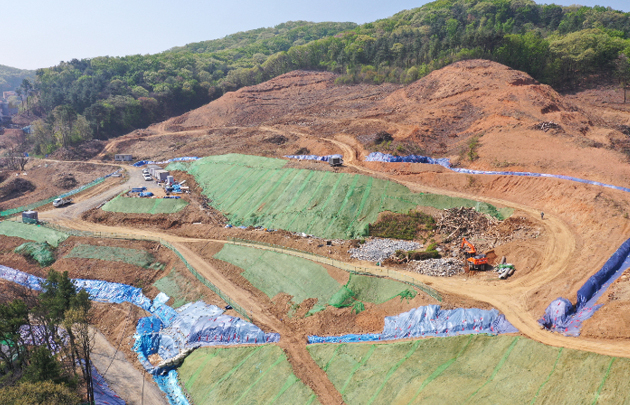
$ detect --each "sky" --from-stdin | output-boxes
[3,0,630,70]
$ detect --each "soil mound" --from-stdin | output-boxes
[53,173,78,189]
[0,177,36,202]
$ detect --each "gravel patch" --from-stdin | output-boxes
[408,257,463,277]
[349,238,420,262]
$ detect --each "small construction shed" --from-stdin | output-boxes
[147,165,162,177]
[22,210,38,224]
[155,170,170,182]
[329,156,343,167]
[115,154,133,162]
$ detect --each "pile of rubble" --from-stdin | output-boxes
[349,238,420,262]
[408,258,463,277]
[532,121,563,132]
[437,207,540,253]
[436,207,500,241]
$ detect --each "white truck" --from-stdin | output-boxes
[53,198,73,208]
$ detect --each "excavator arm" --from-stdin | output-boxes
[461,237,476,256]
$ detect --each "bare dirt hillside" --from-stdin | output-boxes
[101,60,630,188]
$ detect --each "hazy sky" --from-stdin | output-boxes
[4,0,630,70]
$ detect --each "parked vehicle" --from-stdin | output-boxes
[52,198,72,208]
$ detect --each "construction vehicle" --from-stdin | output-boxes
[461,237,488,271]
[52,198,72,208]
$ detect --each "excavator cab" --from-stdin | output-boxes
[467,254,488,271]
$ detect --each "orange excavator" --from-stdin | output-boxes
[461,237,488,271]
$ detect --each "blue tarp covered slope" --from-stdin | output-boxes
[309,305,518,344]
[133,300,279,374]
[540,238,630,336]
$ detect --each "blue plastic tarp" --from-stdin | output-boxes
[577,238,630,308]
[365,152,630,193]
[133,157,200,167]
[540,238,630,336]
[139,192,154,197]
[154,370,189,405]
[134,301,279,363]
[93,364,126,405]
[284,154,342,162]
[308,305,518,344]
[366,152,451,167]
[0,266,153,311]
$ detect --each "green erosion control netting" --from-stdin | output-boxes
[0,221,68,247]
[101,195,188,214]
[64,244,156,268]
[214,244,341,307]
[215,244,420,314]
[308,335,630,404]
[14,242,55,267]
[178,345,320,405]
[346,274,416,305]
[153,268,203,308]
[168,154,506,239]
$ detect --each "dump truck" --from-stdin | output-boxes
[52,198,72,208]
[461,237,488,271]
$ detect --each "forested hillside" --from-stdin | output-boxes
[0,65,34,93]
[24,0,630,155]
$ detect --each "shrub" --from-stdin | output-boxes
[369,210,435,240]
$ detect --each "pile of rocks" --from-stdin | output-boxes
[349,238,420,262]
[408,258,463,277]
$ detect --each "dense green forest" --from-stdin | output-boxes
[21,1,630,154]
[0,270,94,403]
[0,65,34,94]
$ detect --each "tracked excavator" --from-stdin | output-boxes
[461,237,488,271]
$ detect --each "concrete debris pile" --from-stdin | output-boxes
[349,238,420,262]
[408,258,463,277]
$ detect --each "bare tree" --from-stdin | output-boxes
[5,130,29,171]
[615,53,630,104]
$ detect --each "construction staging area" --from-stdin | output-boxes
[3,60,630,404]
